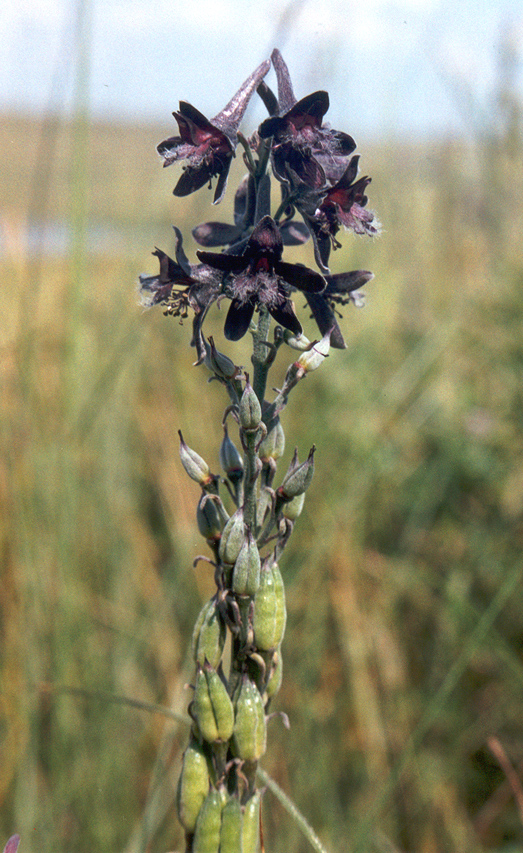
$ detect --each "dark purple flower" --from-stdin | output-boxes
[258,49,355,188]
[315,155,380,243]
[196,215,326,341]
[157,59,270,203]
[304,270,374,349]
[139,227,223,362]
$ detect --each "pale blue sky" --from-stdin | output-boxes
[1,0,522,138]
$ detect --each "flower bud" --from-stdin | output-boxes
[241,792,261,853]
[282,329,312,350]
[253,562,286,651]
[232,675,266,762]
[232,530,261,596]
[192,597,226,670]
[193,663,235,743]
[258,417,285,463]
[219,426,244,483]
[219,795,243,853]
[239,380,262,431]
[278,446,315,500]
[218,507,245,565]
[176,737,211,833]
[295,330,331,373]
[178,430,214,486]
[192,789,224,853]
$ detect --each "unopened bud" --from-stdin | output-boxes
[219,426,244,482]
[295,330,331,373]
[232,530,261,596]
[278,446,315,500]
[179,430,214,486]
[239,380,262,431]
[282,329,312,350]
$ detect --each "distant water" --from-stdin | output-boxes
[0,219,152,258]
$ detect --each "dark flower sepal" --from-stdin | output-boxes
[196,215,325,341]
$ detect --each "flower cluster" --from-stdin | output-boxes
[140,48,379,352]
[139,50,380,853]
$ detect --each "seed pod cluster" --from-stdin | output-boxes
[175,353,317,853]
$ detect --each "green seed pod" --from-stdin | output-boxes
[197,494,226,542]
[218,507,245,565]
[258,417,285,463]
[193,663,235,743]
[205,664,235,742]
[192,789,224,853]
[176,738,210,833]
[219,425,244,483]
[192,597,226,670]
[239,381,262,431]
[204,335,238,380]
[282,491,305,521]
[241,791,261,853]
[233,675,266,762]
[253,562,286,651]
[219,795,243,853]
[278,446,315,500]
[265,648,283,701]
[232,531,261,596]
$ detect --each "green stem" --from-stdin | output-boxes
[242,430,259,531]
[251,309,272,404]
[257,767,332,853]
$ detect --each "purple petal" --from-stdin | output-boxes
[280,220,310,246]
[196,251,247,273]
[268,300,303,335]
[276,261,326,294]
[224,299,255,340]
[305,293,346,349]
[325,270,374,295]
[192,222,243,247]
[286,91,330,125]
[173,164,215,197]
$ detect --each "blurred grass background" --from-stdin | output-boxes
[1,23,523,853]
